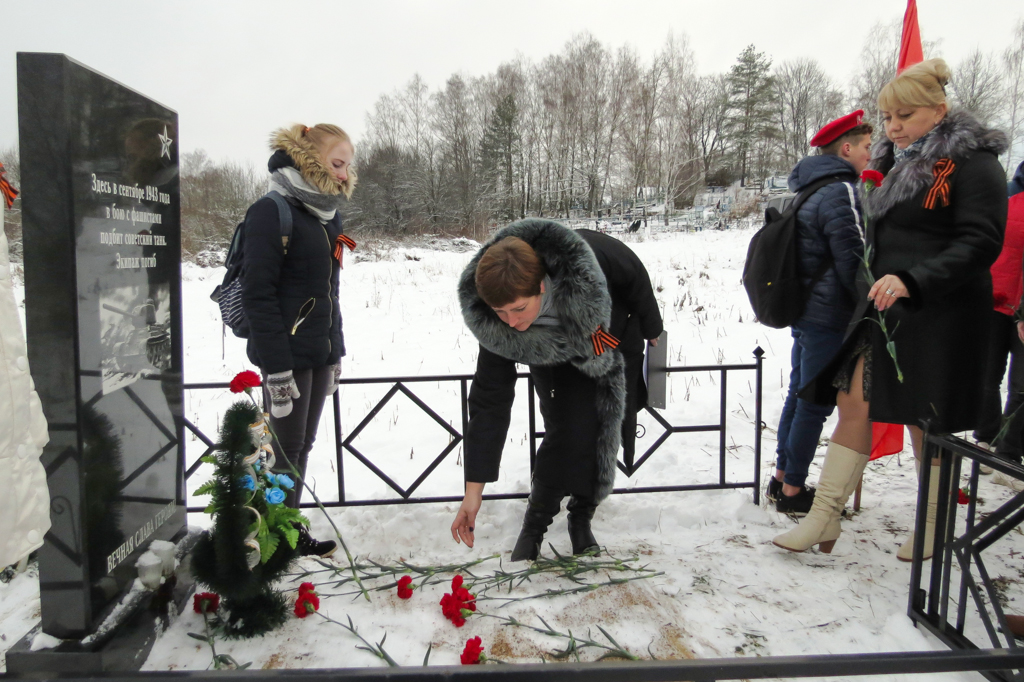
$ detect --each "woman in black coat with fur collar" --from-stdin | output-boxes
[775,59,1008,559]
[450,220,662,561]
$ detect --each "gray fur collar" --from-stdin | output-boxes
[459,219,625,501]
[458,219,618,379]
[865,109,1008,220]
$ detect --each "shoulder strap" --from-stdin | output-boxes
[790,175,849,214]
[265,190,294,255]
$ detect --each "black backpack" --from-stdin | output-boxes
[210,191,293,338]
[742,176,847,329]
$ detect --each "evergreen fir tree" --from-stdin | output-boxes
[479,94,522,221]
[726,45,778,186]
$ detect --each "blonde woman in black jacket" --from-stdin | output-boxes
[774,60,1008,558]
[241,123,357,557]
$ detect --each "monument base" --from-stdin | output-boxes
[5,530,200,674]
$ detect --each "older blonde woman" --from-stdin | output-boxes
[774,59,1008,558]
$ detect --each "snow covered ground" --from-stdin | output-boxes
[4,223,1024,679]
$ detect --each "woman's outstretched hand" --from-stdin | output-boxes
[451,482,484,548]
[868,274,909,312]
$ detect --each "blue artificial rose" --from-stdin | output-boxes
[264,472,277,486]
[239,475,255,491]
[265,487,287,505]
[275,474,295,490]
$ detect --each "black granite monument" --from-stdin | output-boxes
[10,53,187,663]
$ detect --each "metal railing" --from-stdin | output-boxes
[6,649,1024,681]
[909,431,1024,682]
[181,348,765,511]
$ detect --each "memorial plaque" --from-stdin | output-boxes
[17,53,186,639]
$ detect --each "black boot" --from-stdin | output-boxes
[566,495,600,556]
[295,524,337,558]
[510,484,563,561]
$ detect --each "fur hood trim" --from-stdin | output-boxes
[459,220,619,378]
[459,219,624,500]
[269,128,356,198]
[866,109,1008,220]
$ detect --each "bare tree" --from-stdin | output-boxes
[774,59,844,168]
[1004,19,1024,173]
[850,20,901,128]
[950,49,1003,126]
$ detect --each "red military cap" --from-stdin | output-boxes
[810,110,866,147]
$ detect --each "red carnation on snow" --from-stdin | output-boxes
[294,584,320,618]
[229,370,261,394]
[460,636,485,665]
[439,575,476,627]
[860,169,884,188]
[397,575,414,600]
[193,592,220,614]
[958,488,971,505]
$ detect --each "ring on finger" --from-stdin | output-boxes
[885,289,895,296]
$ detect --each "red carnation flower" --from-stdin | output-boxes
[461,636,485,665]
[860,169,884,188]
[294,586,320,618]
[439,575,476,627]
[397,575,414,600]
[229,370,262,394]
[958,488,971,505]
[193,592,220,614]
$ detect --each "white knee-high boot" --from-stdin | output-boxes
[773,442,870,553]
[897,457,940,562]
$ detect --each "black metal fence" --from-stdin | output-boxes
[909,431,1024,682]
[6,649,1024,681]
[182,348,765,511]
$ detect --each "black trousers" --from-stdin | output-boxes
[974,311,1024,462]
[261,365,334,507]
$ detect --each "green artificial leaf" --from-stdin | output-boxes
[192,481,217,497]
[282,526,300,549]
[258,530,280,563]
[200,455,217,465]
[203,503,215,515]
[187,632,208,642]
[423,643,431,666]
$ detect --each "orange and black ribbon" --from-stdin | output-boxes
[0,163,17,210]
[591,325,620,356]
[333,234,357,267]
[923,158,955,210]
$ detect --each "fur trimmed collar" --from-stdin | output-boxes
[865,109,1008,220]
[459,220,618,378]
[459,219,625,500]
[269,129,355,198]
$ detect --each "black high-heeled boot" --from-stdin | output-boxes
[566,495,600,556]
[510,484,563,561]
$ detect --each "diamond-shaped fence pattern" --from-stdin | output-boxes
[182,348,764,510]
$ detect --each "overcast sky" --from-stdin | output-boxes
[2,0,1022,170]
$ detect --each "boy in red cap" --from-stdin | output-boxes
[769,111,873,515]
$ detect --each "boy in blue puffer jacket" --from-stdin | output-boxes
[770,111,873,515]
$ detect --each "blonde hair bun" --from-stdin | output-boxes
[878,58,950,112]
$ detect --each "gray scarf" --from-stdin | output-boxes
[269,167,346,222]
[892,129,935,166]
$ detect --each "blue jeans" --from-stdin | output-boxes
[776,321,846,487]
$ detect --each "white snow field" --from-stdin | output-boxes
[4,223,1024,679]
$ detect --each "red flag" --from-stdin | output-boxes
[897,0,924,73]
[870,422,905,460]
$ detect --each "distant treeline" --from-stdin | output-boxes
[2,18,1023,261]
